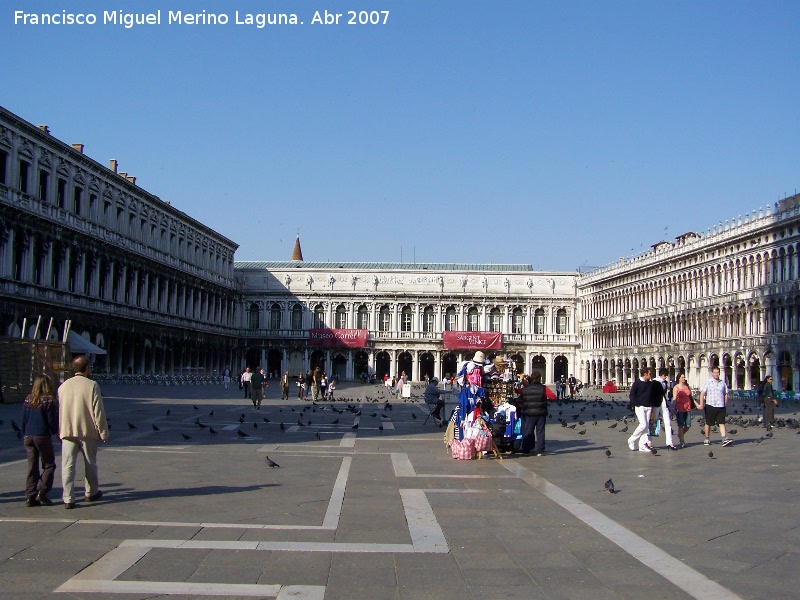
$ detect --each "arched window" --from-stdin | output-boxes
[248,303,260,330]
[401,306,413,332]
[556,309,568,334]
[379,305,391,332]
[357,305,369,330]
[512,308,524,334]
[422,306,435,333]
[313,305,325,328]
[467,307,480,331]
[335,304,347,328]
[445,307,457,331]
[534,308,545,334]
[270,303,281,330]
[291,304,303,330]
[489,308,502,332]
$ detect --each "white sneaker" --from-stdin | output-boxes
[703,438,710,445]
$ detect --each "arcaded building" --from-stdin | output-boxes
[578,197,800,392]
[0,106,240,375]
[235,249,579,382]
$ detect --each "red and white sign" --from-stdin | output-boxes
[442,331,502,350]
[309,328,368,348]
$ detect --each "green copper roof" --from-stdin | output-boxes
[234,261,535,272]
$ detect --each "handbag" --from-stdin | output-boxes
[649,419,661,437]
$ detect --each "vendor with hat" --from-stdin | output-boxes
[424,377,447,425]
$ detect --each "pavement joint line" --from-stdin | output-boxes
[390,451,516,478]
[322,456,351,528]
[339,431,357,447]
[502,460,744,600]
[399,489,449,553]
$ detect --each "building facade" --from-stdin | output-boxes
[235,260,578,382]
[0,106,240,376]
[1,106,797,391]
[578,197,800,392]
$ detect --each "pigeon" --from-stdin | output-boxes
[621,426,629,433]
[263,417,270,423]
[280,423,285,431]
[604,479,615,493]
[605,449,612,458]
[352,423,359,430]
[578,429,586,435]
[379,424,384,432]
[568,424,576,429]
[332,418,339,425]
[651,447,658,455]
[314,432,321,441]
[253,423,258,429]
[209,410,214,416]
[265,456,280,468]
[239,415,245,424]
[411,414,417,420]
[166,409,171,416]
[197,422,207,429]
[728,429,738,435]
[708,450,714,458]
[193,405,199,410]
[237,429,249,438]
[152,424,160,431]
[297,420,305,427]
[765,431,774,438]
[181,433,191,441]
[209,426,218,434]
[128,422,137,430]
[608,423,617,429]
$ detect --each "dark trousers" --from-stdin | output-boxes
[763,399,776,427]
[431,399,445,419]
[521,415,546,454]
[24,435,56,499]
[243,381,251,399]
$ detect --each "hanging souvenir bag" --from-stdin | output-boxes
[450,438,476,460]
[473,424,494,452]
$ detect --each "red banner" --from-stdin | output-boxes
[309,328,368,348]
[442,331,502,350]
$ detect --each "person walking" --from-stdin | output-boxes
[672,373,694,448]
[21,374,59,507]
[280,370,290,401]
[627,368,655,452]
[652,368,677,450]
[222,366,231,390]
[58,356,109,509]
[698,367,732,447]
[297,372,305,400]
[250,367,265,410]
[757,375,778,429]
[514,372,549,456]
[241,367,252,400]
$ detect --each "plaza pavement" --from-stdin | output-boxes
[1,380,799,599]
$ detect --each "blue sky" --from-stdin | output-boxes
[4,0,799,271]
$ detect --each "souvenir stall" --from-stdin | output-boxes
[444,344,520,460]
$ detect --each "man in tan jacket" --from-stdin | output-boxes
[58,355,109,509]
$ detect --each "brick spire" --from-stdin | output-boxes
[290,234,304,261]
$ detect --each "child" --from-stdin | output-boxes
[327,379,336,401]
[21,374,59,507]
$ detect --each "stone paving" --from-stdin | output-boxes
[1,381,799,599]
